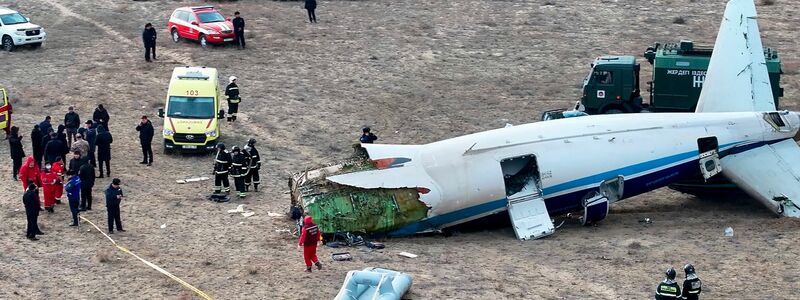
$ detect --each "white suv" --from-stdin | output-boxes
[0,7,47,51]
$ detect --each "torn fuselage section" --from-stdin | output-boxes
[289,154,430,235]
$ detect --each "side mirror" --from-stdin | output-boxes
[217,109,225,119]
[191,21,198,26]
[158,108,164,118]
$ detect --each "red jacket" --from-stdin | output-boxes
[298,216,320,247]
[18,156,41,189]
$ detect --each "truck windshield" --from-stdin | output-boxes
[0,13,28,25]
[198,12,225,23]
[167,96,214,119]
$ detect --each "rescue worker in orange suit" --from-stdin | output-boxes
[40,163,60,213]
[213,143,232,194]
[298,216,323,272]
[18,156,41,192]
[23,181,43,240]
[225,76,241,122]
[681,264,702,300]
[655,267,682,300]
[52,158,65,203]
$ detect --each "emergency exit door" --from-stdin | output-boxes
[698,137,722,180]
[501,155,554,241]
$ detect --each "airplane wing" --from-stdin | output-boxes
[695,0,775,113]
[720,139,800,217]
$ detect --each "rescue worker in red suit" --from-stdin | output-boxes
[51,158,65,203]
[298,216,323,272]
[19,156,41,191]
[40,163,60,213]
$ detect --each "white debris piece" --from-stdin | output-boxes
[242,211,255,218]
[160,223,167,229]
[724,227,734,237]
[397,252,418,258]
[176,176,210,184]
[267,212,282,217]
[228,204,245,213]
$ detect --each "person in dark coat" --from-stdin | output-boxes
[232,12,245,49]
[30,125,44,168]
[23,181,43,240]
[105,178,125,233]
[305,0,318,23]
[38,116,52,137]
[8,126,25,180]
[64,106,80,145]
[78,120,97,167]
[359,127,378,144]
[78,161,95,211]
[135,115,154,165]
[44,131,65,164]
[93,104,110,128]
[142,23,157,62]
[95,125,113,178]
[56,124,69,164]
[67,150,87,176]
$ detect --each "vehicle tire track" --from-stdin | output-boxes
[40,0,194,65]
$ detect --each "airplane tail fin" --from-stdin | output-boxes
[695,0,775,113]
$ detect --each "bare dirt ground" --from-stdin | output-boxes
[1,0,799,299]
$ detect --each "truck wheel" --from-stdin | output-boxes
[199,34,207,48]
[2,36,14,52]
[171,29,180,43]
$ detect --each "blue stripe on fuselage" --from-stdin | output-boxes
[387,139,785,236]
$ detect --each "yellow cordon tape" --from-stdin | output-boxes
[80,216,214,300]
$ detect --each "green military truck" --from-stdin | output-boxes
[580,40,783,114]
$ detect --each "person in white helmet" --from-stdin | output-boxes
[225,76,241,122]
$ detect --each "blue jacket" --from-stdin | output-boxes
[65,175,82,200]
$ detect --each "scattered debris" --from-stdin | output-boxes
[326,241,345,248]
[334,268,412,300]
[397,252,417,258]
[176,176,210,184]
[638,218,652,224]
[275,229,291,234]
[160,223,167,229]
[332,252,353,261]
[209,193,230,203]
[242,211,255,218]
[228,204,245,213]
[267,212,282,217]
[365,242,385,250]
[724,227,734,237]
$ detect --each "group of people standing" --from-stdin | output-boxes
[655,264,702,300]
[213,138,261,198]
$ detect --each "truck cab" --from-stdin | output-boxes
[158,67,224,153]
[580,56,642,114]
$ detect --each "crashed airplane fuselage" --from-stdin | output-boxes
[290,0,800,240]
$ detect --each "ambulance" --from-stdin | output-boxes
[158,67,224,153]
[0,87,10,135]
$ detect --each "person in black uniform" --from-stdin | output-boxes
[305,0,317,23]
[230,146,249,198]
[135,115,154,166]
[95,125,113,178]
[225,76,241,122]
[44,131,65,164]
[105,178,124,234]
[244,138,261,192]
[359,127,378,144]
[78,161,95,211]
[232,12,245,49]
[23,181,43,240]
[681,264,702,300]
[213,143,232,194]
[31,125,44,168]
[8,126,25,180]
[655,267,682,300]
[142,23,157,62]
[93,104,110,128]
[64,106,80,145]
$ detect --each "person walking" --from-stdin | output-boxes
[8,126,25,181]
[65,174,81,227]
[305,0,318,23]
[143,23,157,62]
[244,138,261,192]
[232,12,245,49]
[230,146,249,198]
[105,178,125,234]
[38,116,52,137]
[93,104,110,128]
[18,156,40,191]
[681,264,702,300]
[359,127,378,144]
[30,125,44,168]
[135,115,154,166]
[213,143,232,194]
[64,106,80,145]
[655,267,682,300]
[78,161,95,211]
[225,76,241,122]
[40,163,59,213]
[23,182,43,240]
[95,125,113,178]
[298,216,323,272]
[78,120,97,167]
